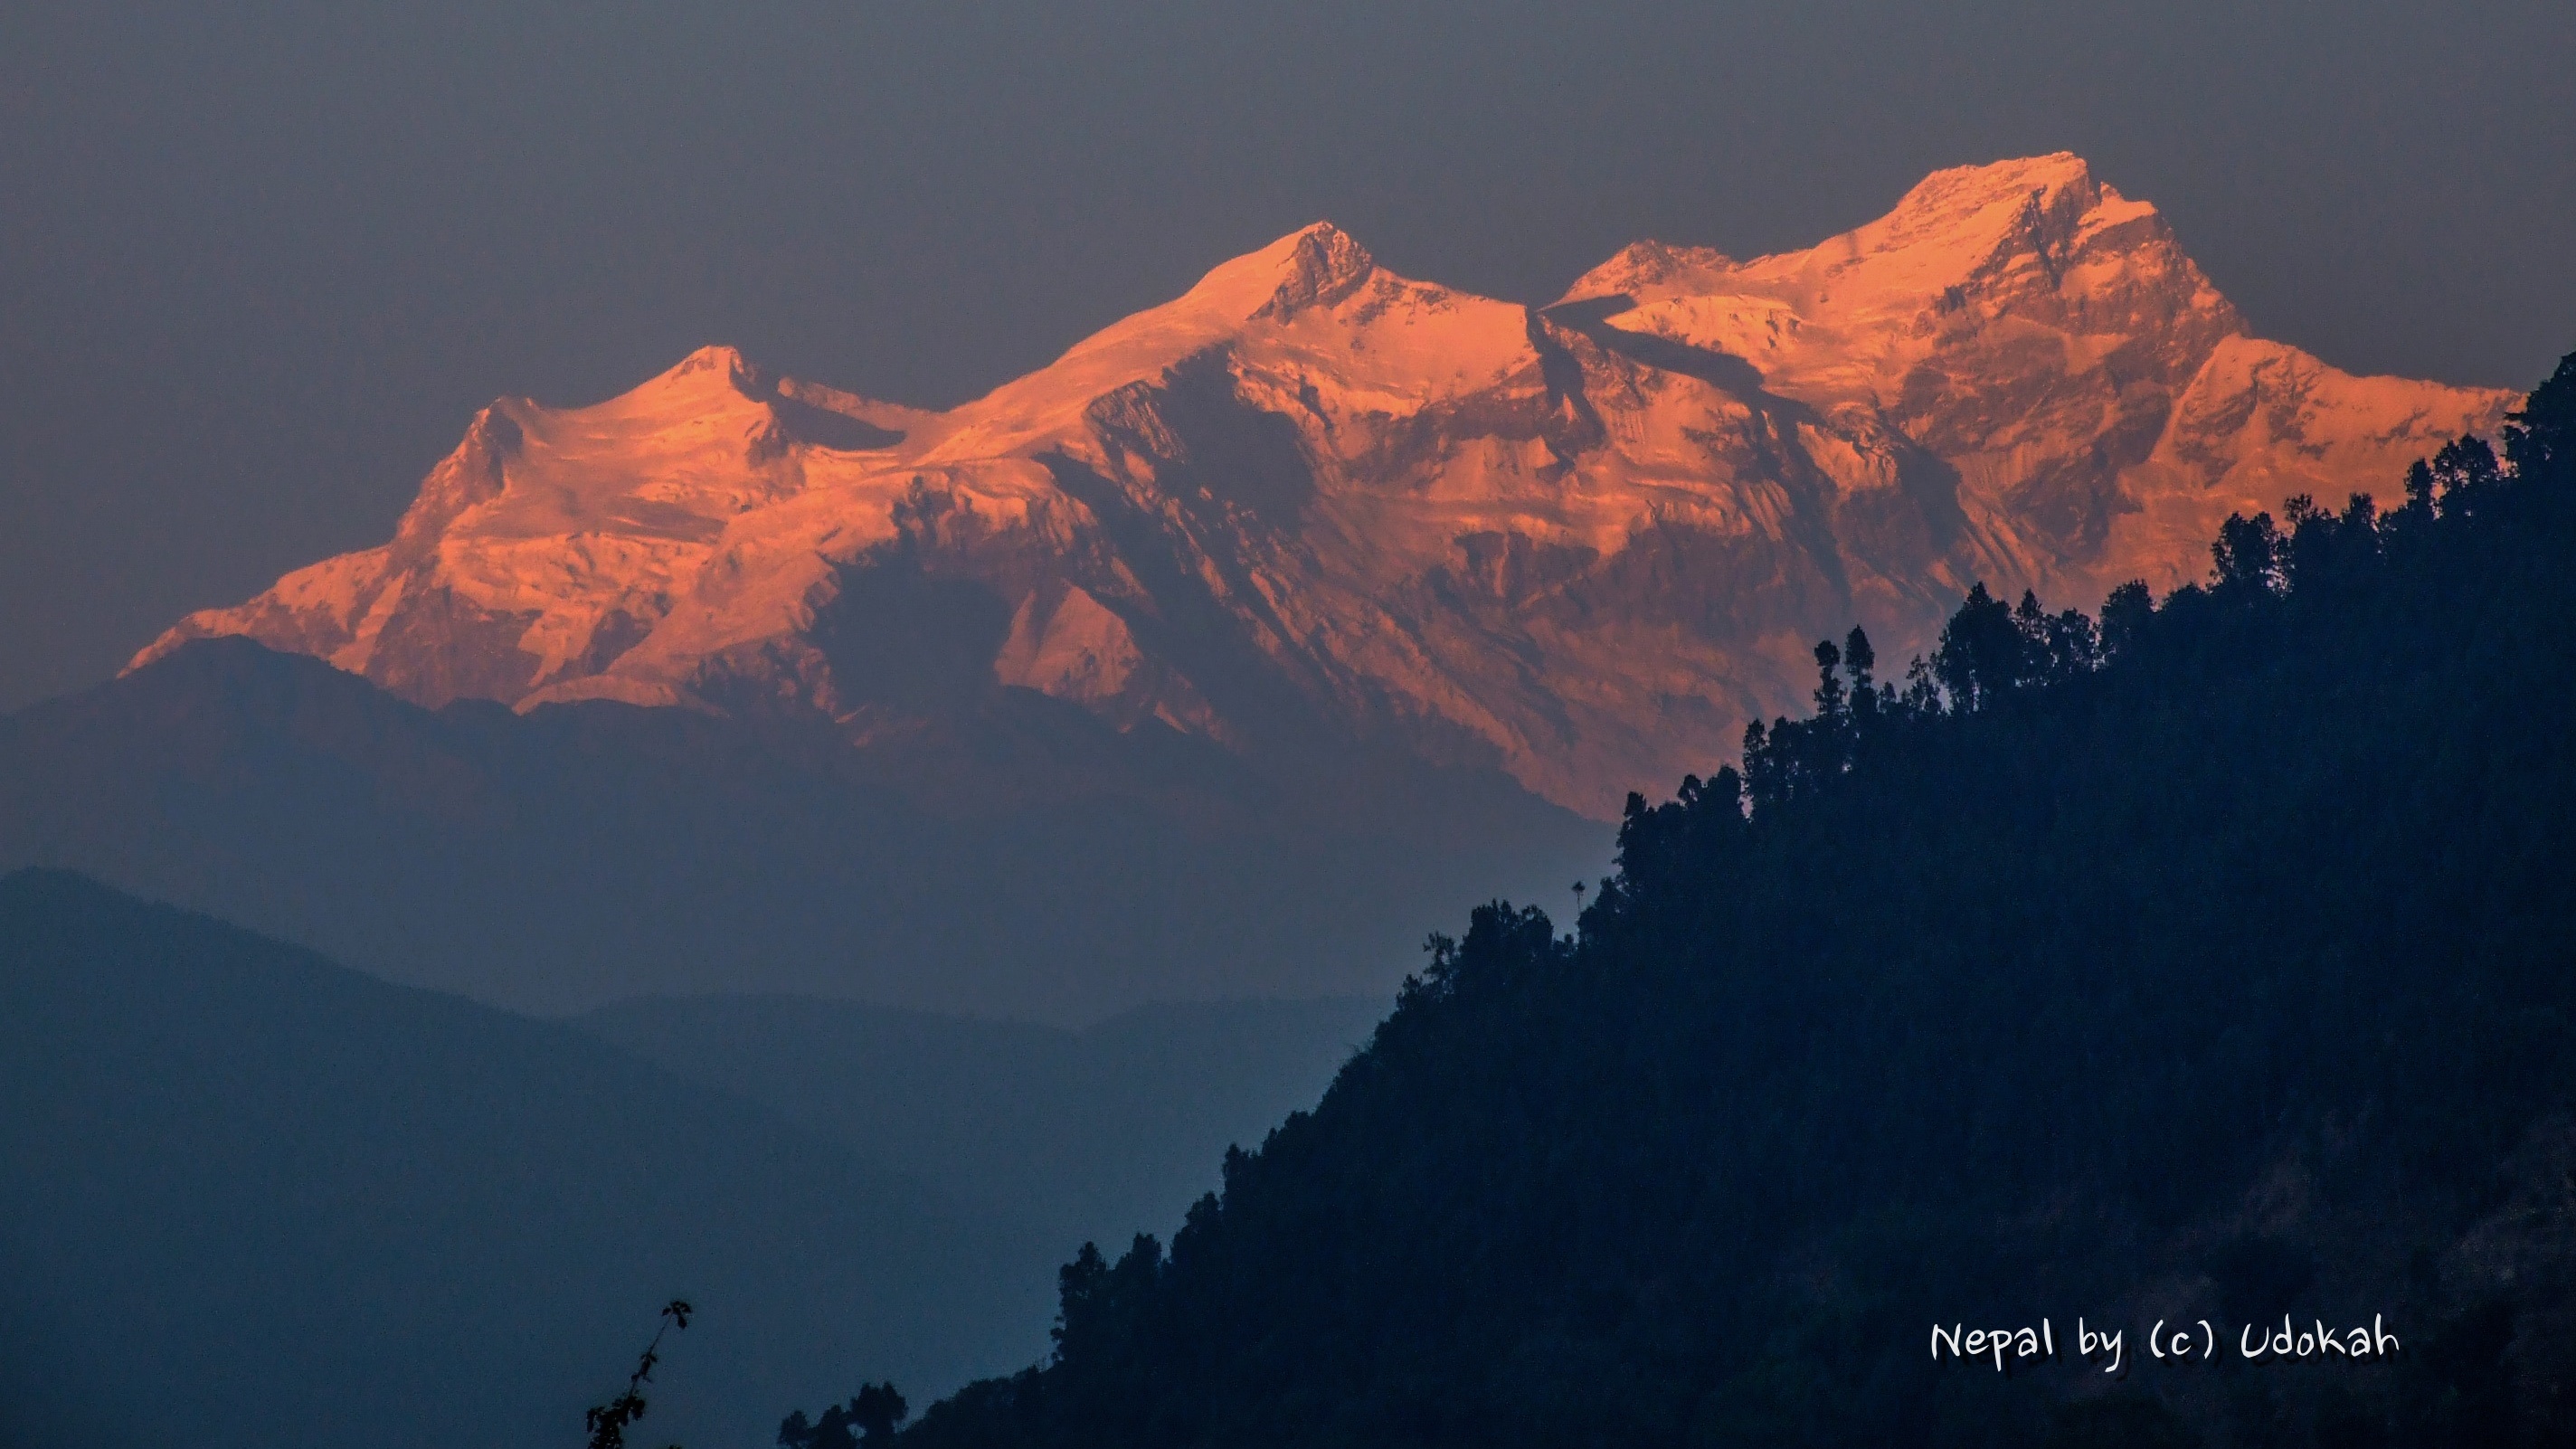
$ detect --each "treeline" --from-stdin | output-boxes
[838,355,2576,1448]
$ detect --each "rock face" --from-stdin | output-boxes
[138,155,2511,815]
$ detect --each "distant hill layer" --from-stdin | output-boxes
[577,993,1388,1256]
[0,871,1056,1449]
[0,639,1599,1018]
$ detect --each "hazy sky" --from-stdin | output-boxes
[3,0,2571,709]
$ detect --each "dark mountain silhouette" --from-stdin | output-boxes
[873,355,2576,1447]
[0,640,1602,1021]
[0,871,1057,1449]
[577,994,1388,1255]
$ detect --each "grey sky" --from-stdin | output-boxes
[3,0,2570,710]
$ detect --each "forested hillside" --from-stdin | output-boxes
[875,355,2576,1448]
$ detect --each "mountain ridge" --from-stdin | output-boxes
[7,634,1600,1018]
[136,155,2511,815]
[0,867,1057,1449]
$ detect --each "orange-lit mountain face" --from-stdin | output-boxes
[137,156,2509,816]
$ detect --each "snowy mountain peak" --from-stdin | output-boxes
[1885,150,2105,226]
[1565,152,2170,320]
[1563,239,1736,300]
[1828,152,2164,298]
[1250,222,1378,319]
[1150,221,1381,326]
[136,159,2514,815]
[664,342,756,381]
[619,343,780,411]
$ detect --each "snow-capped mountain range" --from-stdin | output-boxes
[137,155,2510,815]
